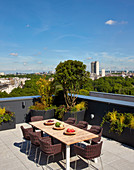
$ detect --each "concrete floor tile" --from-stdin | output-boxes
[0,123,134,170]
[110,158,134,170]
[103,164,118,170]
[117,150,134,163]
[0,157,27,170]
[101,151,120,164]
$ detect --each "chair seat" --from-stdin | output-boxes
[75,121,88,130]
[64,117,76,125]
[38,137,65,165]
[85,125,103,143]
[29,131,42,146]
[73,141,103,169]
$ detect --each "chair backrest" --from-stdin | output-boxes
[20,126,32,140]
[64,117,76,125]
[76,121,88,130]
[88,126,103,143]
[29,132,41,146]
[39,137,53,154]
[89,126,102,135]
[31,116,43,122]
[85,141,103,160]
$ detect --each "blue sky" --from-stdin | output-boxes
[0,0,134,73]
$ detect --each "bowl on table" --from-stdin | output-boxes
[44,120,54,125]
[64,128,76,135]
[53,122,65,130]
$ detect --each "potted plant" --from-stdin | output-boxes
[29,76,56,120]
[55,60,89,123]
[101,110,134,147]
[0,107,15,131]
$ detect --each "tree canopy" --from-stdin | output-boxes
[54,60,90,109]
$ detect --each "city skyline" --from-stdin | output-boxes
[0,0,134,73]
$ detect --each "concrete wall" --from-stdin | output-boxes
[0,93,134,126]
[76,94,134,126]
[0,96,40,124]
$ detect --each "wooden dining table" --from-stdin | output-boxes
[29,119,98,170]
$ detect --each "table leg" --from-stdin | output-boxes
[66,145,70,170]
[33,126,35,132]
[41,131,43,137]
[94,158,98,163]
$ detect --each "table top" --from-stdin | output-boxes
[29,119,98,145]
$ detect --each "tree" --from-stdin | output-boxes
[55,60,90,110]
[36,76,54,107]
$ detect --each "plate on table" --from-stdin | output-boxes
[64,131,76,135]
[44,120,54,125]
[53,126,65,130]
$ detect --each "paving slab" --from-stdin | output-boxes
[0,123,134,170]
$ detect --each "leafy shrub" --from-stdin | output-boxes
[29,102,56,111]
[55,101,86,119]
[101,110,134,134]
[79,89,89,96]
[71,101,86,112]
[55,105,67,119]
[0,107,15,124]
[29,76,55,111]
[129,115,134,129]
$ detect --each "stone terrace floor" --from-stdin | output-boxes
[0,123,134,170]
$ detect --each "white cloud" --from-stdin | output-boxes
[34,25,49,34]
[105,20,128,25]
[86,57,92,60]
[56,34,89,40]
[44,47,47,50]
[105,20,117,25]
[23,62,27,66]
[52,49,69,53]
[119,21,128,25]
[32,52,41,56]
[10,53,18,56]
[26,24,30,28]
[37,61,43,64]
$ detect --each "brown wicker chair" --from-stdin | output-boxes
[20,126,33,154]
[31,116,43,122]
[75,121,88,130]
[64,117,76,125]
[38,137,65,166]
[28,131,49,163]
[74,141,103,170]
[86,126,103,143]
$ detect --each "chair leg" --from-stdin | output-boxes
[52,154,54,162]
[34,147,38,163]
[75,155,78,170]
[38,151,42,165]
[62,151,64,160]
[88,160,91,170]
[26,140,30,154]
[46,155,51,165]
[100,156,103,170]
[21,139,24,150]
[89,139,92,145]
[28,142,32,156]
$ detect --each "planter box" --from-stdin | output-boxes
[0,117,16,131]
[102,122,134,148]
[63,110,85,124]
[30,109,54,120]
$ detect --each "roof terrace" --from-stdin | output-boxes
[0,93,134,169]
[0,123,134,170]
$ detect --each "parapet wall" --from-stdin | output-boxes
[0,93,134,125]
[90,91,134,102]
